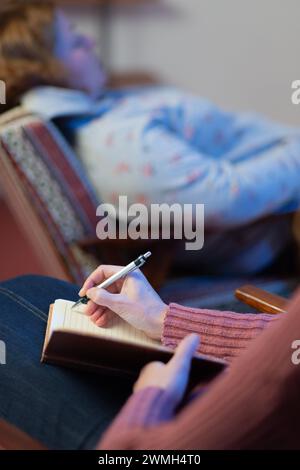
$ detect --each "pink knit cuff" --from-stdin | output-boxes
[162,302,276,362]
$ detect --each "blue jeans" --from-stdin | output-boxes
[0,275,134,450]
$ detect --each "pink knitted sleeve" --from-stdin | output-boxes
[162,303,278,362]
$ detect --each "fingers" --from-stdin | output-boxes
[133,361,164,392]
[85,300,111,327]
[85,300,101,317]
[86,287,122,309]
[79,265,124,296]
[95,312,111,327]
[90,309,103,324]
[90,309,111,327]
[169,334,200,371]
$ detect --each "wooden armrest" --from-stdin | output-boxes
[0,419,46,450]
[235,284,288,315]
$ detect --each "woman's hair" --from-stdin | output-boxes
[0,1,67,111]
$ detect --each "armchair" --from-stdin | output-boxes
[0,106,174,290]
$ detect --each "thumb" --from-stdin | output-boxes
[86,287,122,309]
[169,334,200,371]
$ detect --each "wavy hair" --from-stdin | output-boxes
[0,1,67,112]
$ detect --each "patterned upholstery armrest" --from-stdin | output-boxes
[0,109,101,284]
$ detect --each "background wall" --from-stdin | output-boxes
[65,0,300,126]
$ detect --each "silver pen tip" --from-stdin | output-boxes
[144,251,152,259]
[72,299,83,310]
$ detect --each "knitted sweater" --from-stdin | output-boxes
[98,294,300,449]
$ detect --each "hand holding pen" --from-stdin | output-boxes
[73,252,152,309]
[76,252,168,340]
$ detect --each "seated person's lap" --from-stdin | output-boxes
[0,275,134,449]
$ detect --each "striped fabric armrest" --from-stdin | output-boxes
[0,109,100,283]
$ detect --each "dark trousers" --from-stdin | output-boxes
[0,275,133,449]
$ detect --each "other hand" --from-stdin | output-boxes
[134,334,200,404]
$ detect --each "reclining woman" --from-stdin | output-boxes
[1,1,300,274]
[0,267,299,449]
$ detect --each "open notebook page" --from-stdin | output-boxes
[49,299,160,348]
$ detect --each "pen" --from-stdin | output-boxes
[72,251,152,310]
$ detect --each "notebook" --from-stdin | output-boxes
[42,299,226,380]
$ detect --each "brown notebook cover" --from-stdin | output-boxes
[42,303,226,382]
